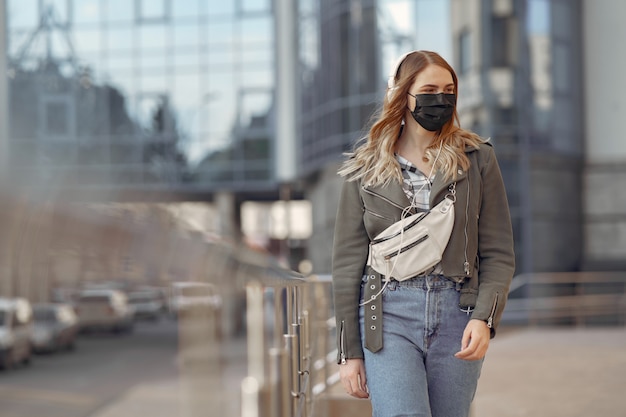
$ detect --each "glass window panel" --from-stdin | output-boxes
[45,101,70,136]
[141,54,167,74]
[239,16,272,44]
[172,0,200,19]
[79,52,101,73]
[140,76,169,96]
[138,0,169,21]
[135,93,169,131]
[53,0,72,24]
[240,47,272,67]
[172,73,201,111]
[239,71,272,88]
[109,75,135,99]
[207,20,235,44]
[458,30,471,75]
[207,2,235,16]
[552,1,571,38]
[74,29,103,54]
[74,0,101,24]
[8,30,32,56]
[492,16,511,67]
[8,0,40,29]
[207,75,236,139]
[207,48,234,67]
[238,89,271,128]
[527,0,550,35]
[240,0,270,13]
[174,24,200,48]
[174,54,200,70]
[107,27,135,52]
[139,26,167,50]
[553,44,569,92]
[50,31,77,63]
[106,0,134,23]
[106,52,134,71]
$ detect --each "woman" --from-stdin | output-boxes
[331,50,515,417]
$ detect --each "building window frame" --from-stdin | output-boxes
[135,0,171,24]
[458,29,471,75]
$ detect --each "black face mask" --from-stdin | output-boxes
[408,93,456,131]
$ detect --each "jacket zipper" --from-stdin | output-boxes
[486,293,499,329]
[384,235,429,259]
[339,320,346,364]
[372,212,429,244]
[364,208,392,221]
[361,187,406,210]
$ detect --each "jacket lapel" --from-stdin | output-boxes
[430,169,465,204]
[362,181,411,211]
[429,144,478,204]
[363,144,479,211]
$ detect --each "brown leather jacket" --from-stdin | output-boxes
[331,143,515,363]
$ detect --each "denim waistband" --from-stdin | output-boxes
[386,274,457,290]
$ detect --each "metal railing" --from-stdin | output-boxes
[241,274,338,417]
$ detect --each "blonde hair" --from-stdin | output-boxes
[339,50,484,186]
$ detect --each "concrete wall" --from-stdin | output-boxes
[582,0,626,269]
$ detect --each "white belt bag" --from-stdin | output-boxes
[367,183,456,281]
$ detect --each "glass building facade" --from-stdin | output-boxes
[451,0,584,273]
[2,0,452,199]
[5,0,276,196]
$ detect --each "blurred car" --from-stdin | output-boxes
[31,303,79,353]
[127,289,166,321]
[169,282,222,317]
[50,287,79,307]
[0,297,33,369]
[75,289,134,333]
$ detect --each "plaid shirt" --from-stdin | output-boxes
[396,154,433,211]
[396,154,443,275]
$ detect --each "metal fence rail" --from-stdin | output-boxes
[241,274,337,417]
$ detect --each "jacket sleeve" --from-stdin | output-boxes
[471,145,516,335]
[332,178,370,363]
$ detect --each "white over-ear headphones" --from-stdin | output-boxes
[387,50,418,100]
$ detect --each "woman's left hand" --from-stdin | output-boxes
[454,319,490,361]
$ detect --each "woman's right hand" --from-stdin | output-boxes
[339,358,369,398]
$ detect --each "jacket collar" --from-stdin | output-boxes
[361,142,481,211]
[362,180,411,211]
[362,169,468,214]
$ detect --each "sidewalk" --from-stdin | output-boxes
[318,326,626,417]
[473,326,626,417]
[90,327,626,417]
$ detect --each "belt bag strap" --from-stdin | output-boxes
[367,183,456,281]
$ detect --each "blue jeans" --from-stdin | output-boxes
[359,275,483,417]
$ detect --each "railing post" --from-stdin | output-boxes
[241,376,260,417]
[281,335,293,417]
[301,309,311,417]
[242,276,338,417]
[246,282,265,384]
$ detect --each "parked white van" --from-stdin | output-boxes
[0,297,34,369]
[75,289,134,333]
